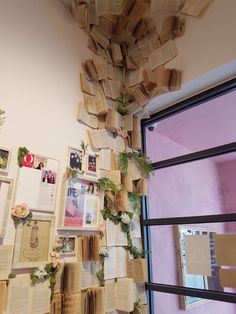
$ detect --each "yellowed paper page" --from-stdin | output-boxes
[181,0,212,17]
[115,278,134,312]
[0,281,6,314]
[31,280,51,314]
[185,235,211,276]
[105,279,116,312]
[219,268,236,288]
[0,245,13,280]
[6,275,31,314]
[213,234,236,266]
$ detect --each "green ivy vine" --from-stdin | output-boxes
[119,151,154,178]
[101,206,144,259]
[98,177,121,192]
[17,147,29,167]
[96,255,105,286]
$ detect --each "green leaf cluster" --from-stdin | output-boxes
[12,211,33,227]
[65,167,80,179]
[80,140,88,156]
[134,300,142,314]
[30,262,58,299]
[96,256,105,286]
[128,192,141,215]
[119,152,154,178]
[17,147,29,167]
[98,177,121,192]
[115,93,132,115]
[101,206,143,259]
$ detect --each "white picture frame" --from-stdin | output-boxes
[59,176,102,231]
[0,146,11,175]
[13,213,55,269]
[14,152,60,213]
[67,146,84,173]
[58,235,78,257]
[86,153,98,176]
[0,177,14,239]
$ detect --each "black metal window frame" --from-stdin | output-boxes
[141,78,236,313]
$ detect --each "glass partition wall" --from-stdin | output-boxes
[142,78,236,314]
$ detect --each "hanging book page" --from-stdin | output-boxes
[0,177,14,239]
[0,245,13,280]
[14,152,59,213]
[60,177,101,229]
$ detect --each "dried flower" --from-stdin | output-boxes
[121,213,131,224]
[12,204,30,219]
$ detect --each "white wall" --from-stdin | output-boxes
[0,0,92,245]
[0,0,236,242]
[148,0,236,112]
[168,0,236,83]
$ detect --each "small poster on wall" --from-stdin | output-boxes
[0,147,11,175]
[13,213,54,269]
[14,152,59,213]
[68,146,83,172]
[61,178,100,229]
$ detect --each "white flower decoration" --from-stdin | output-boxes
[99,247,109,257]
[121,213,131,224]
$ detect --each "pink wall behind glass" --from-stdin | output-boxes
[147,133,236,313]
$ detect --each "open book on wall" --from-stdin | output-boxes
[104,246,127,280]
[105,278,134,313]
[127,258,148,282]
[6,276,51,314]
[106,219,128,247]
[77,235,100,262]
[81,261,99,290]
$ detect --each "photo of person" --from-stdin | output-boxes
[63,179,99,228]
[41,169,56,184]
[30,221,39,249]
[59,236,76,254]
[87,182,94,194]
[69,148,83,171]
[87,155,97,173]
[18,218,51,265]
[85,212,92,224]
[35,162,44,170]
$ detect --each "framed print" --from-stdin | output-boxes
[86,153,97,175]
[175,225,222,310]
[58,235,77,257]
[60,177,102,230]
[13,213,54,269]
[0,177,14,239]
[68,146,83,172]
[14,152,59,213]
[0,147,11,175]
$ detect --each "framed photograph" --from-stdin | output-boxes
[60,177,102,230]
[0,177,14,239]
[0,147,11,175]
[13,213,54,269]
[86,153,97,175]
[14,152,59,213]
[68,146,83,172]
[175,225,222,310]
[58,235,77,257]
